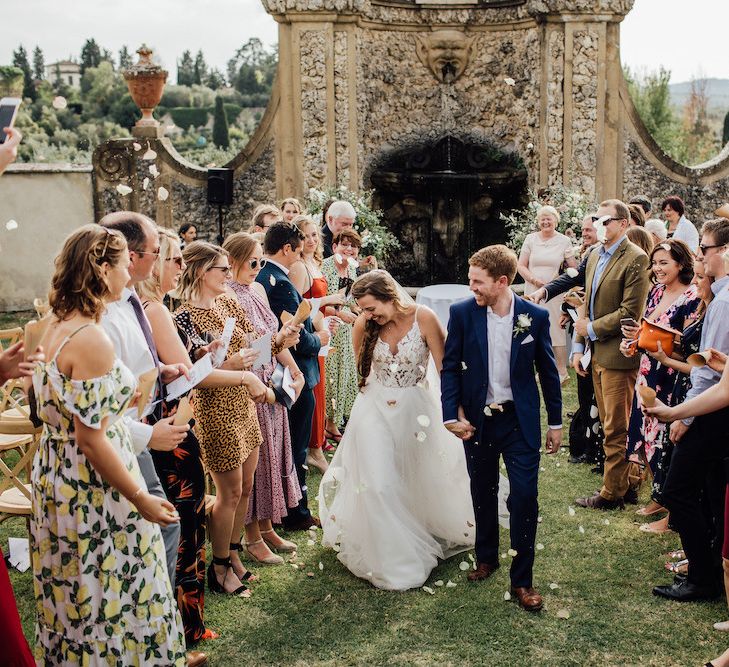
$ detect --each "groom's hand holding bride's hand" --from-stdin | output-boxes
[445,407,476,441]
[545,428,562,455]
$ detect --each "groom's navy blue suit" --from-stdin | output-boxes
[441,293,562,587]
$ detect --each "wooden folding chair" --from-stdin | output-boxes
[33,298,50,320]
[0,327,28,420]
[0,434,38,526]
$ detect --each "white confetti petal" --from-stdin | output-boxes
[302,464,309,471]
[507,548,518,557]
[157,186,169,201]
[461,362,468,370]
[556,609,570,619]
[334,253,344,264]
[446,580,457,588]
[434,580,444,587]
[483,406,492,417]
[549,582,560,590]
[416,431,427,442]
[269,275,276,286]
[142,177,150,190]
[291,563,299,569]
[318,562,324,570]
[115,184,132,196]
[536,543,544,551]
[468,554,475,562]
[5,219,18,231]
[52,96,67,110]
[568,506,576,517]
[324,593,332,601]
[578,525,585,534]
[603,518,610,526]
[132,142,142,152]
[565,267,579,278]
[307,539,315,546]
[142,148,157,160]
[503,591,512,600]
[149,164,159,178]
[422,586,435,595]
[366,571,372,576]
[537,516,543,523]
[556,462,561,468]
[504,77,516,86]
[458,561,470,571]
[416,415,431,428]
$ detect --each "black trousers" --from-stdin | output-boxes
[283,386,315,525]
[463,407,540,588]
[663,407,729,587]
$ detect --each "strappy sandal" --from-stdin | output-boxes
[261,528,297,553]
[324,428,342,443]
[229,543,259,581]
[206,556,250,597]
[243,539,284,565]
[664,558,688,575]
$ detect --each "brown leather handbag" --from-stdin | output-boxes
[637,319,680,357]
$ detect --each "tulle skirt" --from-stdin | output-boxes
[318,377,509,591]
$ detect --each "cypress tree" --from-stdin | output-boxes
[212,96,229,149]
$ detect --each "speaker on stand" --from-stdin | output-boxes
[207,168,234,245]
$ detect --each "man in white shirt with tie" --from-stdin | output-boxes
[99,211,190,586]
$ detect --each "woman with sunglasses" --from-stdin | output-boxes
[174,241,278,597]
[223,232,305,564]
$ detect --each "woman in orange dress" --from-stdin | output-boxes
[290,215,344,473]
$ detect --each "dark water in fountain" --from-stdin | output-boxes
[370,135,528,286]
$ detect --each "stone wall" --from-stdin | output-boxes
[0,165,94,310]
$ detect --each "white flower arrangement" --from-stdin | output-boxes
[513,313,532,338]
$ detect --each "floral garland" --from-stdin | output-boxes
[306,185,400,263]
[500,184,596,255]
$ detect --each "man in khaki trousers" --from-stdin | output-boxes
[571,199,651,510]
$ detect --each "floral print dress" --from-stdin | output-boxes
[626,283,699,497]
[321,257,359,428]
[30,329,185,666]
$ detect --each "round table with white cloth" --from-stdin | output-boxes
[415,284,472,328]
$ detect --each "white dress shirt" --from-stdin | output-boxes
[485,290,514,405]
[265,257,290,275]
[101,286,155,454]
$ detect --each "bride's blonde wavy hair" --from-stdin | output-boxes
[351,270,410,387]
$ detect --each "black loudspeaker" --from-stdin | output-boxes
[207,168,234,205]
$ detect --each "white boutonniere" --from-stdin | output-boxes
[513,313,532,338]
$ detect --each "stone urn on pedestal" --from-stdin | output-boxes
[123,44,168,137]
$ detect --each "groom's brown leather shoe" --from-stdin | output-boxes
[575,493,625,510]
[511,586,543,612]
[467,561,499,582]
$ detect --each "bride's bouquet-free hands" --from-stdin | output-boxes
[444,406,476,441]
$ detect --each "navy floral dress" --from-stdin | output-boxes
[626,283,700,501]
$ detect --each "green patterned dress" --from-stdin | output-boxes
[30,332,185,666]
[321,257,359,427]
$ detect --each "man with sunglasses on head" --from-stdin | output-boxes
[257,221,331,530]
[652,217,729,602]
[570,200,651,511]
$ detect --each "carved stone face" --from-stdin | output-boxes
[416,30,475,83]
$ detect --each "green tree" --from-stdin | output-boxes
[212,95,229,148]
[193,50,207,86]
[177,50,194,86]
[227,38,277,99]
[80,38,102,74]
[81,61,126,118]
[32,46,45,81]
[206,68,226,90]
[118,45,133,70]
[12,45,36,101]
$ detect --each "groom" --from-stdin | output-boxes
[442,245,562,612]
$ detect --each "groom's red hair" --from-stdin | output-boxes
[469,245,517,283]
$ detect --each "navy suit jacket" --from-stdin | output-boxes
[256,261,321,389]
[441,294,562,449]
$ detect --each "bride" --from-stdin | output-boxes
[318,270,508,591]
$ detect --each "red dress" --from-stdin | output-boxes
[304,276,328,449]
[0,546,34,666]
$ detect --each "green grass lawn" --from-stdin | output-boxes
[2,373,727,666]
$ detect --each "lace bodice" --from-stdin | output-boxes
[372,316,429,388]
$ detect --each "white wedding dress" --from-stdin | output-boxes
[318,313,509,591]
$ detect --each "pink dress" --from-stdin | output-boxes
[228,280,302,523]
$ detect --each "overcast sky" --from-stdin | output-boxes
[0,0,725,84]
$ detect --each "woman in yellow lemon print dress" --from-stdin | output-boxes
[30,225,185,665]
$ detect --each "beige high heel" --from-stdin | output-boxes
[261,528,297,553]
[306,450,329,474]
[244,539,284,565]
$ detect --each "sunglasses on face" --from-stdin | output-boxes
[208,265,232,275]
[699,243,726,253]
[248,258,267,270]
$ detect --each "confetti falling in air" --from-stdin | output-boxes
[415,431,427,442]
[549,583,560,590]
[434,580,444,587]
[52,96,67,110]
[484,406,493,417]
[318,562,324,571]
[459,561,470,571]
[142,177,150,190]
[461,362,468,370]
[302,464,309,471]
[142,148,157,160]
[422,586,435,595]
[503,591,512,601]
[269,275,276,286]
[565,267,579,278]
[536,543,544,551]
[334,253,344,264]
[446,580,457,588]
[132,142,142,152]
[417,415,431,428]
[556,609,570,620]
[578,525,585,534]
[504,77,516,86]
[568,506,576,517]
[507,548,518,557]
[115,184,133,196]
[157,186,169,201]
[5,220,18,231]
